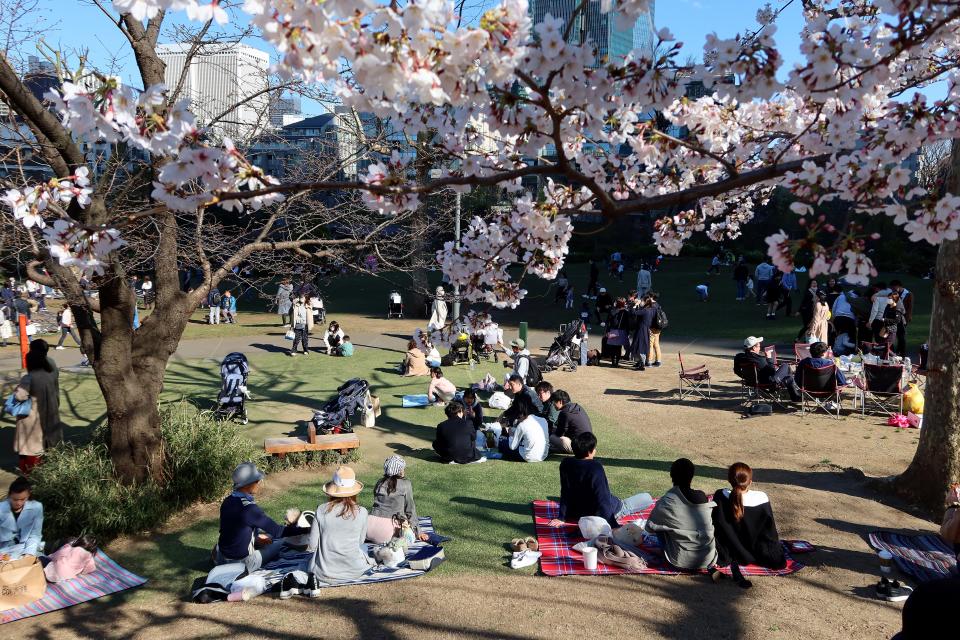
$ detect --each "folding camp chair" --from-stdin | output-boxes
[797,362,846,418]
[860,341,892,359]
[911,345,929,390]
[793,343,832,363]
[737,362,785,408]
[678,353,711,400]
[855,362,905,417]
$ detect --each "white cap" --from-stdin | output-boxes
[743,336,764,349]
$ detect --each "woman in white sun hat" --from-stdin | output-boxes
[306,466,375,585]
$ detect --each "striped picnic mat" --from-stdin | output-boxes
[868,531,959,583]
[1,551,146,624]
[256,516,440,589]
[534,500,808,577]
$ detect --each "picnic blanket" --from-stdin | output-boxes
[402,394,431,408]
[533,500,808,577]
[252,516,441,591]
[868,531,959,583]
[1,551,146,624]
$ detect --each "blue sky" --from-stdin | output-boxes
[23,1,934,112]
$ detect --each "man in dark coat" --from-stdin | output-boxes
[548,390,592,454]
[433,402,482,464]
[630,297,656,369]
[733,336,800,401]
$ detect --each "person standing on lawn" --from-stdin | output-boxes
[220,290,238,324]
[630,295,656,370]
[636,263,652,298]
[587,259,599,297]
[754,259,775,304]
[275,278,293,327]
[647,291,664,367]
[207,287,221,324]
[289,297,311,355]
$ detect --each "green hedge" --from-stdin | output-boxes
[29,402,355,543]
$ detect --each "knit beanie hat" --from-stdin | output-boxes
[384,455,406,477]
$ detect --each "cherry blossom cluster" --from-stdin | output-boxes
[112,0,228,23]
[43,219,126,275]
[2,168,92,229]
[360,151,420,215]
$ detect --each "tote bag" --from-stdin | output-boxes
[0,556,47,611]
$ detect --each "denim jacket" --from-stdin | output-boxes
[0,499,44,557]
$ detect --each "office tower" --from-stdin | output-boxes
[157,43,270,139]
[529,0,656,66]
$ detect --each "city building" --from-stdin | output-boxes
[157,43,270,140]
[269,94,302,129]
[529,0,656,66]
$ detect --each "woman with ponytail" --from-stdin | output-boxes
[712,462,786,588]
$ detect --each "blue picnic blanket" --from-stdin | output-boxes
[402,394,431,408]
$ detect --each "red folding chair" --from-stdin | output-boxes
[736,361,786,408]
[678,353,711,400]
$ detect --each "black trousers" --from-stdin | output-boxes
[291,327,309,353]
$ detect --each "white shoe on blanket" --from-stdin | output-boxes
[510,550,542,569]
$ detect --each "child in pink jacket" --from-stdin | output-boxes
[44,535,97,583]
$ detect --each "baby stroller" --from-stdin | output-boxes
[543,320,584,372]
[471,323,503,362]
[387,291,404,318]
[447,332,473,365]
[310,296,326,324]
[311,378,370,435]
[216,352,250,424]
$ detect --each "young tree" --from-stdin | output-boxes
[3,0,959,496]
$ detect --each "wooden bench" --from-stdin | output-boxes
[264,432,360,457]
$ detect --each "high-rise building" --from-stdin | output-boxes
[529,0,656,66]
[157,43,270,140]
[269,94,302,129]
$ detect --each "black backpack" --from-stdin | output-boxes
[518,354,543,386]
[653,306,669,330]
[212,292,222,306]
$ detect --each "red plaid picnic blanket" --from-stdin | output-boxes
[533,500,809,577]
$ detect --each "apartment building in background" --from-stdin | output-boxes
[529,0,656,66]
[157,43,270,140]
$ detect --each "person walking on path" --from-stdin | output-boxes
[275,278,293,327]
[733,258,749,301]
[636,263,652,298]
[55,306,81,349]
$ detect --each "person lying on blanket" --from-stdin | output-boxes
[547,432,652,530]
[213,462,310,573]
[645,458,721,575]
[711,462,786,589]
[0,476,44,560]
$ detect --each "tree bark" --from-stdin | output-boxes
[897,143,960,513]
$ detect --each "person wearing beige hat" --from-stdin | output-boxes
[306,466,375,585]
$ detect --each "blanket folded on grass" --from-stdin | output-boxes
[868,531,959,583]
[533,500,808,577]
[402,394,431,408]
[1,551,147,624]
[252,516,441,591]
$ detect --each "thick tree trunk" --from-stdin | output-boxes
[897,143,960,512]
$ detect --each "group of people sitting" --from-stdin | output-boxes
[1,477,100,584]
[213,456,429,597]
[430,374,593,465]
[401,335,442,376]
[734,335,846,401]
[549,442,785,588]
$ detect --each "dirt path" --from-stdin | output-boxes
[5,320,934,639]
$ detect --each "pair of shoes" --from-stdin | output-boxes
[510,537,538,553]
[510,550,542,569]
[876,577,912,602]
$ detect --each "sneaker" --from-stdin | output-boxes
[279,573,300,599]
[510,550,541,569]
[55,346,65,350]
[302,574,322,598]
[885,580,913,602]
[652,361,662,367]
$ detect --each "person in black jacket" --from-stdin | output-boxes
[433,402,482,464]
[712,462,786,589]
[548,390,592,454]
[733,336,800,401]
[461,388,484,430]
[499,374,543,427]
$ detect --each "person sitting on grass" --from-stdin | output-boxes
[214,463,309,573]
[499,373,544,427]
[461,388,484,430]
[427,367,457,405]
[335,335,354,357]
[712,462,786,589]
[645,458,720,572]
[548,432,652,530]
[548,390,593,454]
[0,476,43,560]
[323,321,345,355]
[495,394,548,463]
[366,455,430,544]
[433,402,484,465]
[402,340,430,376]
[795,341,847,388]
[535,380,559,432]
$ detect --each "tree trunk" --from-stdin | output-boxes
[897,143,960,512]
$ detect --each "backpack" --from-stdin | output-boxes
[653,306,669,330]
[211,292,222,306]
[517,354,542,386]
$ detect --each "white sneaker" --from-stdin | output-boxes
[510,550,541,569]
[55,346,65,350]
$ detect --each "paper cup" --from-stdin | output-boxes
[582,546,598,571]
[878,550,894,574]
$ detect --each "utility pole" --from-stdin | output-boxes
[452,190,461,319]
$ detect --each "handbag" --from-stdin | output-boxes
[25,322,38,336]
[0,556,47,611]
[4,388,32,418]
[284,329,295,341]
[604,329,627,346]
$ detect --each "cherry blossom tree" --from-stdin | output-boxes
[3,0,960,499]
